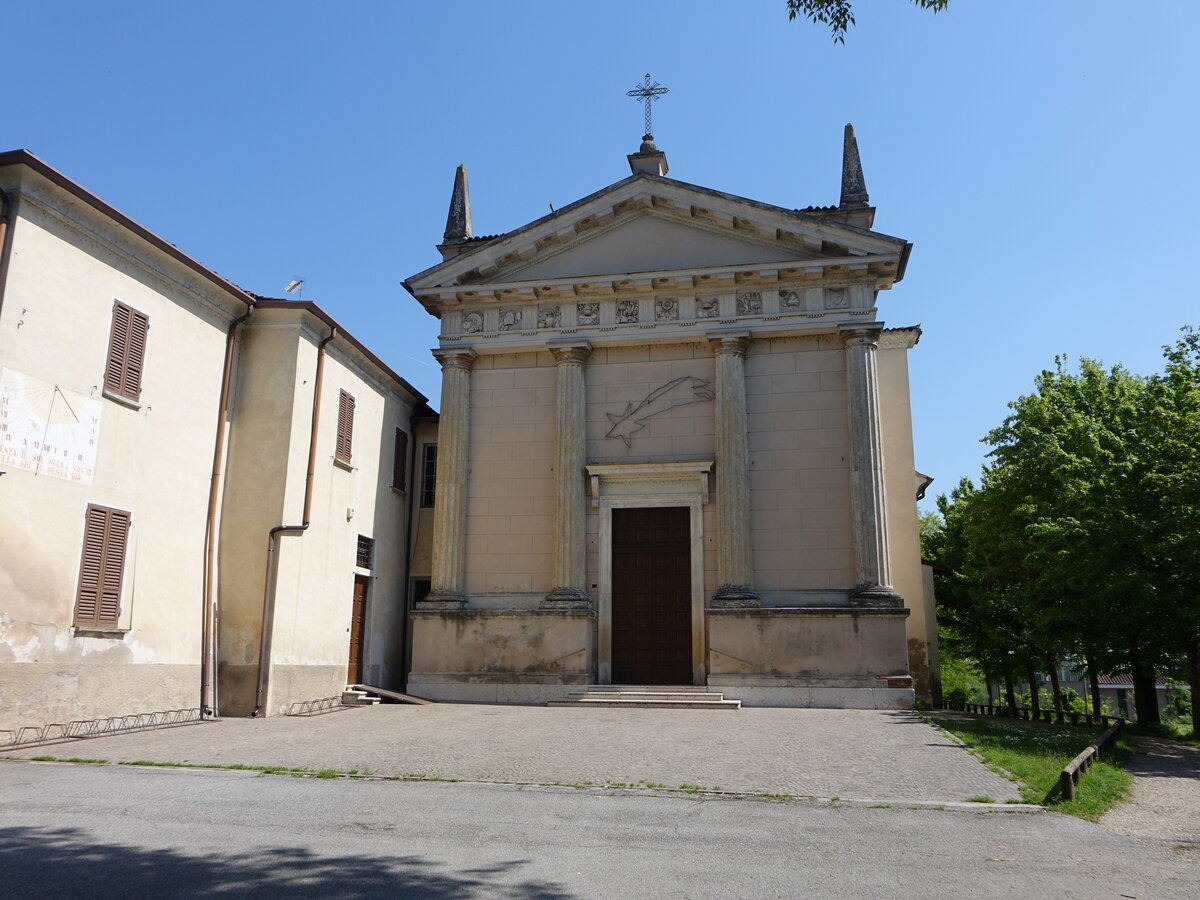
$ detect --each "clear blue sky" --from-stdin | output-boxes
[7,2,1198,510]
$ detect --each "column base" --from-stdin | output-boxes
[542,587,592,610]
[710,584,761,609]
[415,589,468,610]
[849,586,904,609]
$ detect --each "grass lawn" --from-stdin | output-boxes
[928,715,1134,821]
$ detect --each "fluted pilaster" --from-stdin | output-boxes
[419,347,476,609]
[708,331,759,608]
[544,341,592,609]
[841,325,901,607]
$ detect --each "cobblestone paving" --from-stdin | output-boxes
[1101,735,1200,850]
[1,705,1023,804]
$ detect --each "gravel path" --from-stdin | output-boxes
[1101,735,1200,851]
[0,704,1023,805]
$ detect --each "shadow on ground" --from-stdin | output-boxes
[0,826,575,899]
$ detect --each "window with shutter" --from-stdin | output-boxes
[104,300,150,402]
[335,390,355,463]
[420,443,437,508]
[392,428,408,491]
[74,504,131,630]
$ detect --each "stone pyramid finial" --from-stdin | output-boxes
[443,164,473,243]
[839,124,870,208]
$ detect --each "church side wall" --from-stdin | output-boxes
[877,345,935,703]
[0,175,241,732]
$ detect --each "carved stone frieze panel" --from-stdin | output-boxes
[462,311,484,334]
[779,289,802,309]
[655,297,679,321]
[824,288,849,310]
[498,308,522,331]
[696,295,719,319]
[616,299,639,324]
[537,305,561,329]
[735,291,762,316]
[577,302,600,326]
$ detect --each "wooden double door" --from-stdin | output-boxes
[611,506,693,685]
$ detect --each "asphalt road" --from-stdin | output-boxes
[2,760,1194,899]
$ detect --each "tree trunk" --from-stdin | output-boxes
[1046,657,1064,722]
[1085,653,1102,718]
[1004,671,1017,714]
[1129,637,1161,726]
[1028,667,1041,719]
[1186,634,1200,738]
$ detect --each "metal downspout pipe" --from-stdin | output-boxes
[200,308,252,719]
[252,326,336,717]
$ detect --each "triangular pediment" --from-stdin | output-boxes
[406,175,910,309]
[501,213,816,282]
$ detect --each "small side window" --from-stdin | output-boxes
[392,428,409,491]
[74,504,131,629]
[335,390,355,463]
[104,301,150,402]
[420,443,437,508]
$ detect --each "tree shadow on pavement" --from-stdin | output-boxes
[0,826,576,899]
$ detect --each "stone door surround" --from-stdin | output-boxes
[587,461,711,686]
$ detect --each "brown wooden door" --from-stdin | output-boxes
[611,507,692,684]
[348,575,369,684]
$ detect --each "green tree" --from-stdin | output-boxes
[786,0,949,43]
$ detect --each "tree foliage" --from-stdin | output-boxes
[925,329,1200,732]
[786,0,949,43]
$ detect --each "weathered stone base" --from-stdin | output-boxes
[409,609,595,701]
[0,662,199,733]
[706,676,914,710]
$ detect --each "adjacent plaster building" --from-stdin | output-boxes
[0,151,430,732]
[404,128,938,708]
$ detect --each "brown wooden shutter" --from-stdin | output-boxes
[104,301,149,401]
[392,428,408,491]
[74,504,131,629]
[336,390,355,463]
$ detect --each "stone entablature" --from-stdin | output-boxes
[438,285,881,347]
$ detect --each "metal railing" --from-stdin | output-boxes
[940,699,1121,729]
[0,708,202,750]
[285,696,348,716]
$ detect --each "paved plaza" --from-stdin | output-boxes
[1,704,1023,805]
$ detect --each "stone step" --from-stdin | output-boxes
[340,688,380,707]
[561,696,729,705]
[547,697,742,710]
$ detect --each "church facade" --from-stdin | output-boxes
[404,128,937,708]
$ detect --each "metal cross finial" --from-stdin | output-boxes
[626,73,669,139]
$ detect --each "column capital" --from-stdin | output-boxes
[838,323,884,347]
[707,330,752,357]
[547,340,592,365]
[431,347,478,371]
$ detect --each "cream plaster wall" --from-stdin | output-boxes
[745,333,855,597]
[0,172,243,731]
[218,309,419,716]
[877,344,936,702]
[464,351,557,600]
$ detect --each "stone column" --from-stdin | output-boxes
[418,347,477,609]
[544,341,592,609]
[841,324,902,607]
[708,331,759,608]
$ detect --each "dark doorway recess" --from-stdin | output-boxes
[611,506,692,684]
[348,575,369,683]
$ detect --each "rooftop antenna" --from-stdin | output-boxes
[284,279,304,300]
